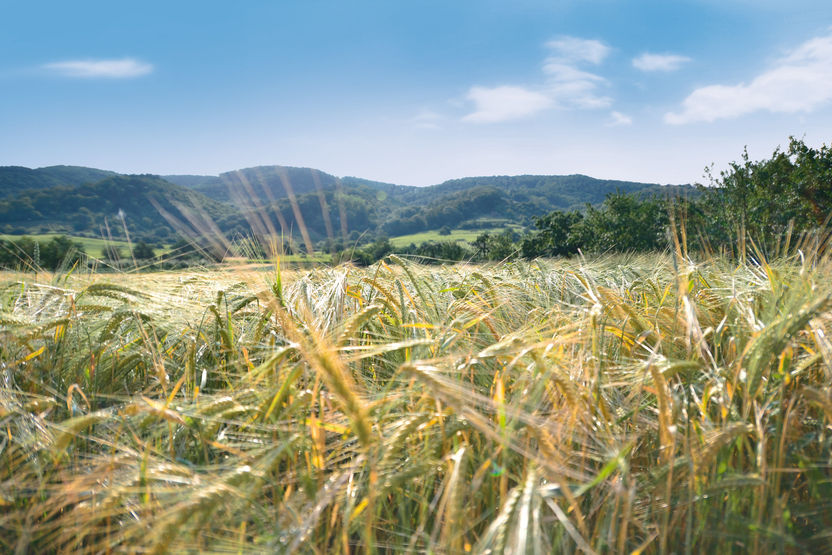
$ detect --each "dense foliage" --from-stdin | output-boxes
[522,138,832,259]
[520,193,668,258]
[688,138,832,255]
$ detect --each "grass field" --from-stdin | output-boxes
[2,248,832,552]
[389,229,485,247]
[389,225,523,247]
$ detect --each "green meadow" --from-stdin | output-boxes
[389,228,488,247]
[389,224,524,248]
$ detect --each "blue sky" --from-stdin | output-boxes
[1,1,831,186]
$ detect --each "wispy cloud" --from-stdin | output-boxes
[632,53,691,72]
[42,57,153,78]
[607,111,633,126]
[542,36,611,109]
[462,36,611,123]
[411,109,443,129]
[666,32,832,124]
[462,86,553,123]
[545,37,610,65]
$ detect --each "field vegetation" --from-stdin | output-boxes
[2,233,832,551]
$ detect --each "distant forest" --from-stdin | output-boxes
[0,162,686,247]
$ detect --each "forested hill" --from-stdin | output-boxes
[370,174,691,236]
[166,167,675,209]
[415,174,681,205]
[165,166,410,204]
[0,163,692,244]
[385,173,683,210]
[0,174,247,244]
[0,165,116,197]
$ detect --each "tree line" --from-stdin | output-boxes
[0,236,163,271]
[344,138,832,264]
[519,137,832,260]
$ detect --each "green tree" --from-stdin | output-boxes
[40,236,85,269]
[0,235,85,270]
[521,210,584,258]
[485,229,518,260]
[132,241,155,260]
[366,237,392,261]
[696,137,832,255]
[473,233,490,259]
[71,208,93,231]
[411,240,470,263]
[575,193,667,252]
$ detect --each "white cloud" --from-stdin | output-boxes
[42,58,153,78]
[607,111,633,126]
[542,37,612,109]
[666,32,832,124]
[462,36,613,123]
[543,61,611,109]
[545,37,610,65]
[541,62,605,84]
[632,53,691,72]
[462,86,553,123]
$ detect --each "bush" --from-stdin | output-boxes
[132,241,155,260]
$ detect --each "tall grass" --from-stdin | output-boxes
[2,246,832,552]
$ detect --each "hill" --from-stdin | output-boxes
[0,163,693,247]
[161,174,221,190]
[166,166,406,204]
[374,174,691,236]
[0,165,116,197]
[162,166,691,239]
[0,174,246,247]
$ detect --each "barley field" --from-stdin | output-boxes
[2,247,832,552]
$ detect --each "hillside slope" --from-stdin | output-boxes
[0,165,116,197]
[0,174,246,244]
[0,164,693,244]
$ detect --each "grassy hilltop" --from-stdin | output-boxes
[2,245,832,552]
